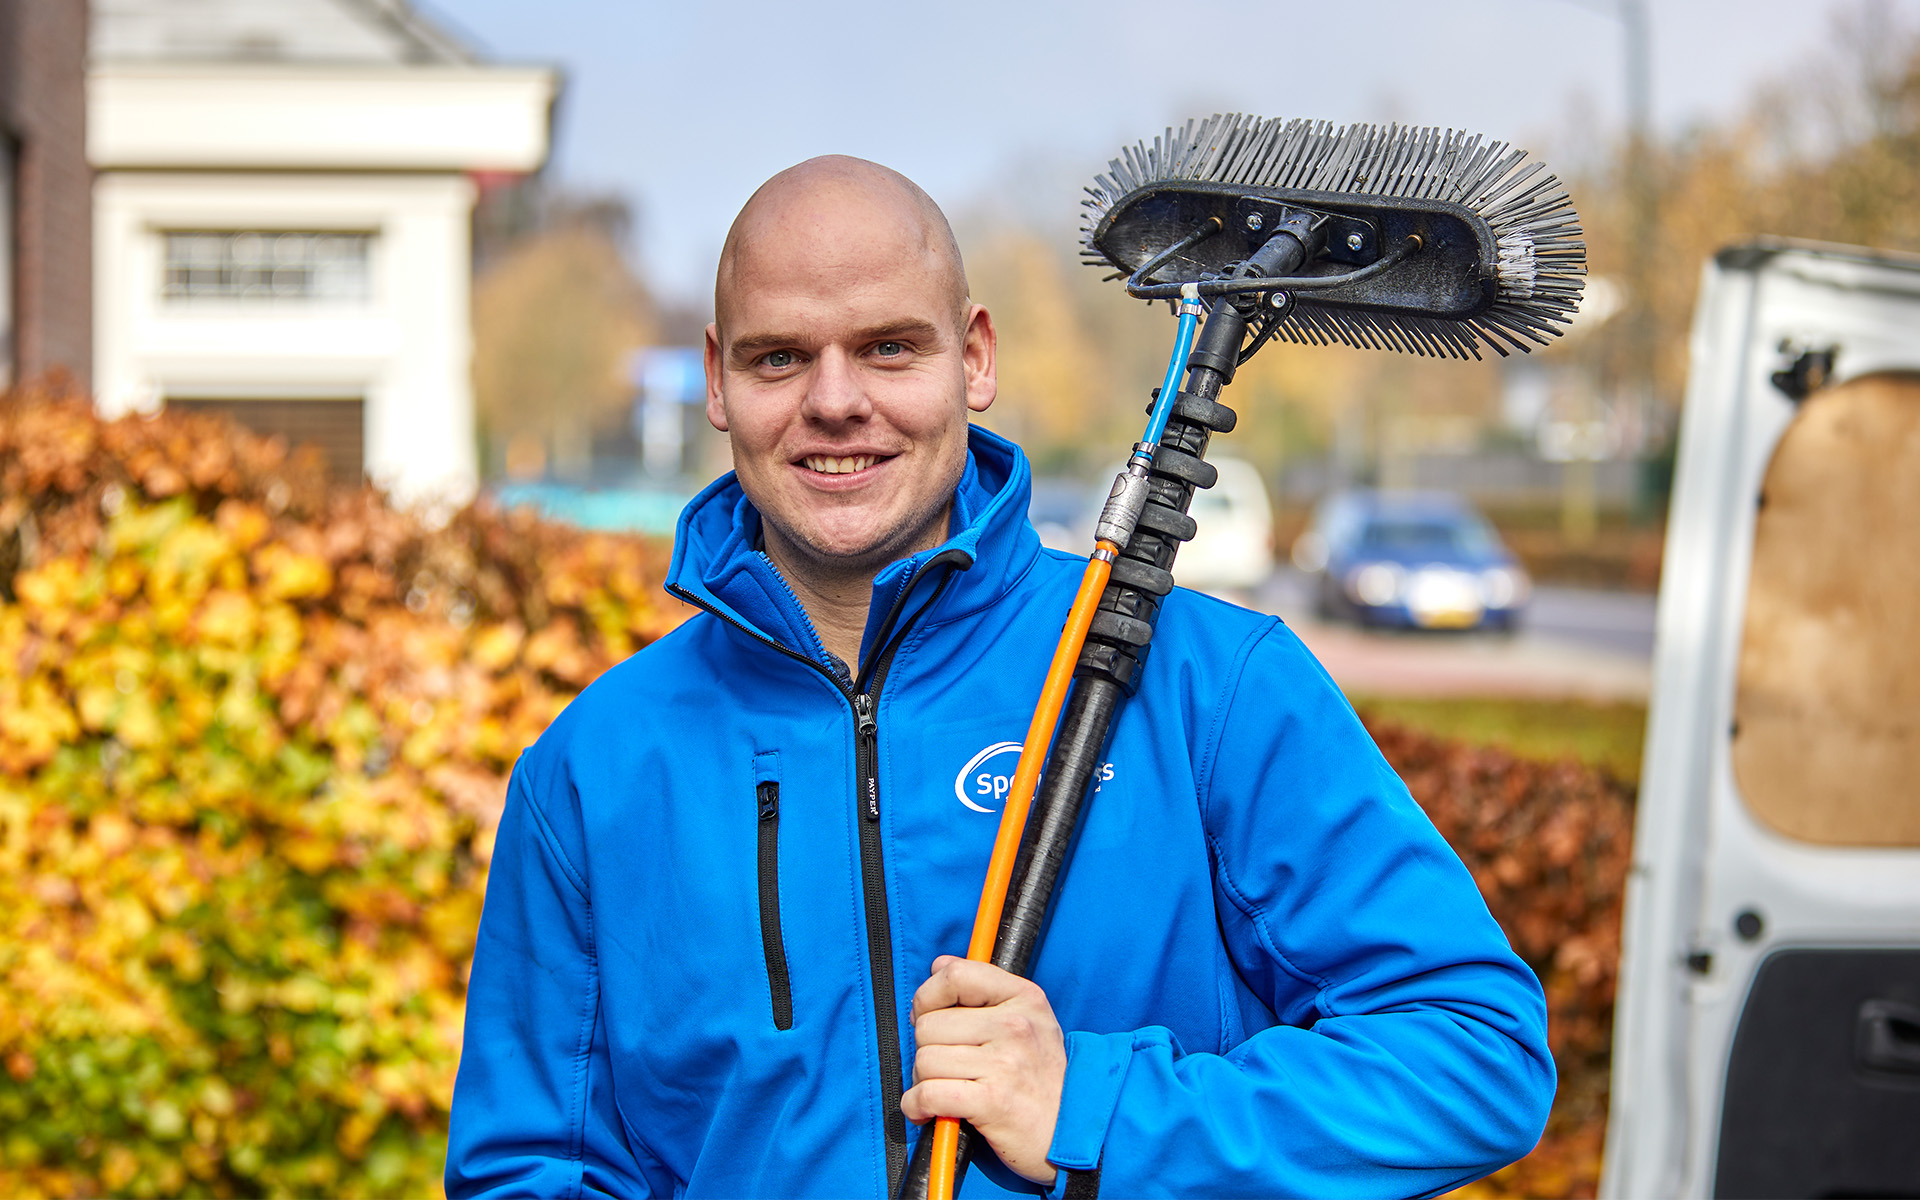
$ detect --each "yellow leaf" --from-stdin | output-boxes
[281,833,336,876]
[147,521,236,606]
[74,684,118,732]
[14,560,83,636]
[468,622,525,672]
[253,543,334,601]
[214,499,272,550]
[193,590,258,648]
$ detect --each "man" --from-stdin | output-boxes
[447,157,1553,1198]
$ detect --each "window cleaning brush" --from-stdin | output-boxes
[1085,113,1585,357]
[904,114,1585,1200]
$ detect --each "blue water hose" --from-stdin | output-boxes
[1140,285,1205,452]
[1093,285,1217,552]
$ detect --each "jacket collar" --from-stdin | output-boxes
[665,426,1041,673]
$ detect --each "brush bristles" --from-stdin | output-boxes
[1082,114,1587,359]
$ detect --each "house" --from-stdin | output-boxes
[0,0,92,392]
[89,0,556,504]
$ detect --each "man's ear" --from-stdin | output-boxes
[962,303,997,414]
[704,322,729,432]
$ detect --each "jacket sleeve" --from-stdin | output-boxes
[1045,621,1555,1198]
[446,755,669,1199]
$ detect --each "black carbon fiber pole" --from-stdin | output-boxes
[991,300,1246,975]
[987,224,1316,982]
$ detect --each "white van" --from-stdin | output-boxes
[1174,455,1275,593]
[1602,241,1920,1198]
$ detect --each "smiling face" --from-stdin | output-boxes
[705,158,996,586]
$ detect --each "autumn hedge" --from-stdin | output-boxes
[0,390,681,1197]
[1367,719,1633,1200]
[0,391,1629,1198]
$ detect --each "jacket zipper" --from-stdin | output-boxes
[852,689,908,1188]
[667,561,962,1194]
[757,551,835,665]
[847,561,966,1193]
[756,781,794,1031]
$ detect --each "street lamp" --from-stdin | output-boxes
[1548,0,1658,543]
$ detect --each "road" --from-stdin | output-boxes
[1525,585,1659,659]
[1243,568,1659,701]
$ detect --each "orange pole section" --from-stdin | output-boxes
[926,540,1119,1200]
[961,544,1114,959]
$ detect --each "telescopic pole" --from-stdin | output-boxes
[903,254,1283,1197]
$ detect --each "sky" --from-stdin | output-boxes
[426,0,1920,307]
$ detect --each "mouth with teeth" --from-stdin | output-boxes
[802,454,884,475]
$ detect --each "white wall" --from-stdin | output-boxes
[94,171,479,505]
[90,63,555,508]
[90,64,554,173]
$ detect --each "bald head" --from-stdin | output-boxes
[700,153,997,609]
[715,156,969,334]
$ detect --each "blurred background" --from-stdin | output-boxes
[3,0,1919,1195]
[25,0,1920,673]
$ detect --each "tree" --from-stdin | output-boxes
[471,222,657,480]
[1573,4,1920,409]
[962,229,1120,474]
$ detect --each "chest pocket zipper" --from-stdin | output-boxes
[756,779,795,1031]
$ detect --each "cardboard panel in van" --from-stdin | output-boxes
[1732,372,1920,846]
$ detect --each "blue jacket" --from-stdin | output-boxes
[447,428,1554,1199]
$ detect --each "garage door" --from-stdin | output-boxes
[165,397,365,484]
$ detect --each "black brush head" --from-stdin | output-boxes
[1083,114,1587,359]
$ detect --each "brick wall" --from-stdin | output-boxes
[0,0,91,390]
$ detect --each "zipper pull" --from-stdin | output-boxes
[757,781,778,822]
[855,693,880,822]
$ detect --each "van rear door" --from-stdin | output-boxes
[1602,241,1920,1199]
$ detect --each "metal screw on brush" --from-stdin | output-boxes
[1245,212,1264,231]
[1268,291,1289,309]
[1347,232,1364,251]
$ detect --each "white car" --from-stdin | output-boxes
[1172,456,1275,593]
[1029,458,1275,593]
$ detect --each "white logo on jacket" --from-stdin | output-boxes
[954,742,1115,813]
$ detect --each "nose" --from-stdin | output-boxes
[800,346,872,426]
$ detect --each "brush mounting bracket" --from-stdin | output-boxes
[1095,180,1499,320]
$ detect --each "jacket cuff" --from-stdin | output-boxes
[1047,1029,1132,1175]
[1043,1165,1102,1200]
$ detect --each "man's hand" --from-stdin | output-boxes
[901,956,1067,1187]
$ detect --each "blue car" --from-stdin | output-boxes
[1291,490,1529,631]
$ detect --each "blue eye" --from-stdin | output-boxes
[763,350,795,369]
[874,341,904,357]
